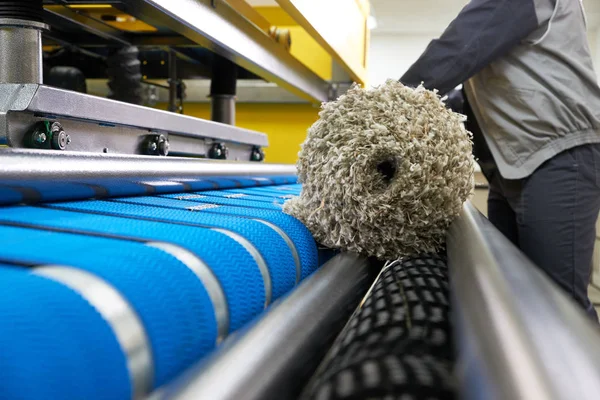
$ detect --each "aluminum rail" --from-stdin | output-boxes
[157,253,377,400]
[448,202,600,400]
[0,148,296,181]
[117,0,329,103]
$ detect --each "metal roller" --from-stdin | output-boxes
[448,202,600,400]
[35,266,154,398]
[0,150,295,182]
[42,200,302,299]
[0,149,298,205]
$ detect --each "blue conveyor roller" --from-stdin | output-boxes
[0,226,221,389]
[52,195,318,279]
[0,181,319,400]
[0,206,297,303]
[0,267,133,399]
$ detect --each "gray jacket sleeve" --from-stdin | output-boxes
[400,0,542,96]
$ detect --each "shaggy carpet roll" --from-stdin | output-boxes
[283,80,474,260]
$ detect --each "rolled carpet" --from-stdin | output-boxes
[283,80,474,259]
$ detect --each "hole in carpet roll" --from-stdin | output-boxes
[377,159,397,184]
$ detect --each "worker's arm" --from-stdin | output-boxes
[400,0,554,96]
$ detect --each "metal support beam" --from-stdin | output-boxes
[0,84,267,145]
[275,0,369,85]
[130,35,196,47]
[116,0,328,103]
[43,5,130,46]
[158,253,377,400]
[448,202,600,400]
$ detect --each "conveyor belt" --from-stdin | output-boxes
[0,180,318,400]
[6,152,600,400]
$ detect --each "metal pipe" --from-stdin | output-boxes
[158,253,377,400]
[0,19,46,83]
[448,202,600,400]
[210,95,235,126]
[0,148,296,182]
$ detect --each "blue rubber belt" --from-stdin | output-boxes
[179,190,292,204]
[45,200,301,293]
[103,195,318,279]
[50,197,318,280]
[160,192,285,211]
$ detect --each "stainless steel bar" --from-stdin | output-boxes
[0,84,268,147]
[117,0,329,103]
[25,85,265,144]
[158,253,375,400]
[0,148,296,181]
[448,202,600,400]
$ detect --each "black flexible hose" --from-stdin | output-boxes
[46,66,87,94]
[106,46,144,105]
[0,0,44,22]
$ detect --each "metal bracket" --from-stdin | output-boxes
[0,83,267,161]
[143,134,169,156]
[208,142,228,160]
[250,146,264,162]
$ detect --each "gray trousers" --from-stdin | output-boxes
[486,144,600,320]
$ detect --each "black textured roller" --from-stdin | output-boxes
[300,251,456,400]
[0,0,44,22]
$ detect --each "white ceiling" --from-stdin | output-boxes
[370,0,600,35]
